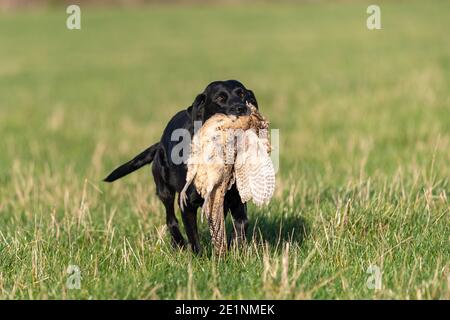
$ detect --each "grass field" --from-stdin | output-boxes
[0,1,449,299]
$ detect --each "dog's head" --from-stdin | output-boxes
[189,80,258,123]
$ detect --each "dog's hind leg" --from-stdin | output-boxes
[153,163,186,249]
[162,193,186,249]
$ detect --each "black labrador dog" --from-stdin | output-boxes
[104,80,259,254]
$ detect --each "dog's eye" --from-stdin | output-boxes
[217,94,227,102]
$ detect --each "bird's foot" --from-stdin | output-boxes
[179,190,188,212]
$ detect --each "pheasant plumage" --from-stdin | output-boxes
[235,129,275,206]
[180,104,275,255]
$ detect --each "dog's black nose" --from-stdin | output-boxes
[234,104,249,115]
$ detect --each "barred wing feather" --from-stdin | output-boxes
[235,130,275,207]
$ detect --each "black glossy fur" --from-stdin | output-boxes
[104,80,259,254]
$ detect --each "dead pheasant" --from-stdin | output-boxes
[180,104,275,255]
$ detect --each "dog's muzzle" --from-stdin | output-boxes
[231,103,251,116]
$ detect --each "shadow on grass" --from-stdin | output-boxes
[197,211,309,251]
[247,213,309,247]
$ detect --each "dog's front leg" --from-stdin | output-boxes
[179,196,202,254]
[228,202,249,248]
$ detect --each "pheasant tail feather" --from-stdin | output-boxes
[207,184,227,256]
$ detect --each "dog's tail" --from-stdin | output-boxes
[103,143,160,183]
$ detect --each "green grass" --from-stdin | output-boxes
[0,1,449,299]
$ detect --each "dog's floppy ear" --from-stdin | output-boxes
[247,89,259,109]
[189,93,206,122]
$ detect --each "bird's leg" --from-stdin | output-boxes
[201,190,212,223]
[179,173,196,212]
